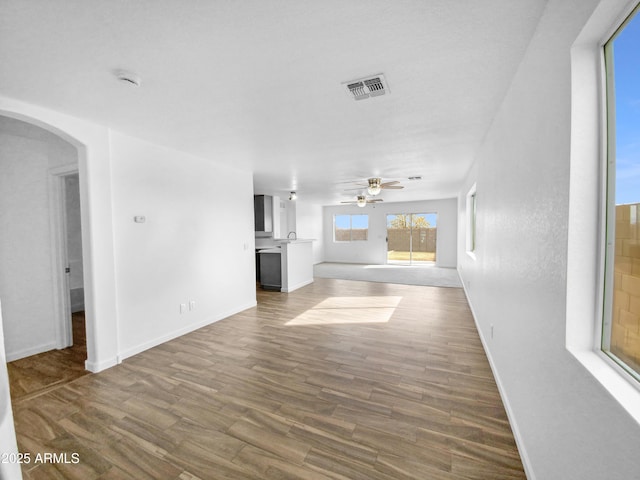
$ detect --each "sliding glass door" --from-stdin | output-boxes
[386,213,437,264]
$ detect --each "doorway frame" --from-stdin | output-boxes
[1,98,121,370]
[48,164,80,350]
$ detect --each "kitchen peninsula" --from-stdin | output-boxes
[257,239,314,293]
[254,194,314,293]
[277,239,314,292]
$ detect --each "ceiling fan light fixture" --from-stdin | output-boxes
[289,191,297,201]
[367,178,382,196]
[367,185,381,196]
[356,195,367,208]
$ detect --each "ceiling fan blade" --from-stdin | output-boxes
[380,181,400,187]
[382,185,404,189]
[344,186,368,191]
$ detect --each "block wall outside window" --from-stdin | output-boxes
[610,204,640,372]
[334,214,368,242]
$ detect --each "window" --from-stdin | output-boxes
[603,5,640,383]
[334,214,368,242]
[466,184,477,256]
[567,0,640,422]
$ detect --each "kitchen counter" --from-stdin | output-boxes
[275,238,314,244]
[278,240,314,292]
[256,240,314,293]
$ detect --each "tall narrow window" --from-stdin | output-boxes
[334,214,368,242]
[466,184,477,255]
[603,5,640,383]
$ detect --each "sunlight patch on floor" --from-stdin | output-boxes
[364,264,434,269]
[286,296,403,326]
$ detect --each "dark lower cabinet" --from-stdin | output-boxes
[255,250,261,281]
[259,251,281,290]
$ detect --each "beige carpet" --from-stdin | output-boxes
[313,262,463,288]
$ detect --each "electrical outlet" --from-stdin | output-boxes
[189,300,195,311]
[180,303,186,314]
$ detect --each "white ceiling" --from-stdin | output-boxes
[0,0,547,205]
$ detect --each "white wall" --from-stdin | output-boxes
[295,200,324,264]
[109,131,256,359]
[0,116,77,360]
[324,198,457,267]
[1,95,258,373]
[457,0,640,479]
[0,97,258,472]
[1,96,121,372]
[0,301,22,480]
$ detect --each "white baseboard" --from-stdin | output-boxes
[282,278,314,293]
[117,301,258,363]
[457,268,535,480]
[85,356,118,373]
[6,341,57,362]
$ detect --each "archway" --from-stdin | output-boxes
[0,115,89,394]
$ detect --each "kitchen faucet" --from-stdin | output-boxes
[287,231,297,240]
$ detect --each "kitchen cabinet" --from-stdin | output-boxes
[258,248,281,290]
[254,195,273,233]
[256,240,314,293]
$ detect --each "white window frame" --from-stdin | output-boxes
[466,183,477,259]
[567,0,640,423]
[601,8,640,385]
[333,214,369,242]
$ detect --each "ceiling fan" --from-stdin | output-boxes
[345,177,404,196]
[341,195,384,208]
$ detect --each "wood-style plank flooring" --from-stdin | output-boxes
[8,311,89,402]
[10,279,525,479]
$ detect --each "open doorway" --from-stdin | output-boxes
[62,173,86,351]
[1,116,89,401]
[386,213,437,265]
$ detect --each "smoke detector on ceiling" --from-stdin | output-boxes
[115,69,142,87]
[343,74,389,101]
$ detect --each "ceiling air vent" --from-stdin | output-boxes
[343,74,388,101]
